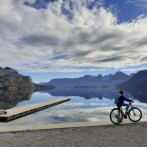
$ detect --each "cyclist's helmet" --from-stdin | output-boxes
[119,90,124,95]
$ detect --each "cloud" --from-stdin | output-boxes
[96,56,124,62]
[0,0,22,24]
[142,56,147,61]
[16,63,106,73]
[126,0,147,8]
[20,34,61,47]
[121,66,147,72]
[0,0,147,72]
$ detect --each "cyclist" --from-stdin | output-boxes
[117,90,134,119]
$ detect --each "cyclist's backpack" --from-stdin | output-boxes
[114,96,119,104]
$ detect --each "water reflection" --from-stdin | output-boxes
[41,87,147,103]
[0,99,147,130]
[0,87,147,110]
[0,90,33,110]
[0,87,147,131]
[43,87,136,100]
[126,88,147,103]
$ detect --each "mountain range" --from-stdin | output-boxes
[1,66,146,92]
[40,71,133,87]
[41,70,147,91]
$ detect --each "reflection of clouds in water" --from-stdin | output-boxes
[54,102,108,109]
[49,106,111,122]
[131,101,147,110]
[141,110,147,121]
[134,102,147,107]
[1,101,147,130]
[0,106,112,128]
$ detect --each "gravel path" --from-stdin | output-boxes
[0,123,147,147]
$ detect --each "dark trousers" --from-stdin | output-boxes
[117,103,129,112]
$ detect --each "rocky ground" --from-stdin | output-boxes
[0,122,147,147]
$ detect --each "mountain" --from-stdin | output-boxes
[117,70,147,102]
[0,67,55,91]
[0,67,34,91]
[118,70,147,90]
[103,74,113,81]
[4,67,18,74]
[33,83,55,91]
[43,71,130,87]
[109,71,129,81]
[129,73,135,78]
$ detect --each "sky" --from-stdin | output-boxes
[0,0,147,83]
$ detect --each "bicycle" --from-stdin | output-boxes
[110,102,142,125]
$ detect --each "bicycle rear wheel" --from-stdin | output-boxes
[110,108,123,125]
[128,107,142,122]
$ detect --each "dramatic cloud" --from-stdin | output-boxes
[0,0,147,72]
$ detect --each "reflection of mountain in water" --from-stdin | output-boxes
[44,87,135,100]
[125,88,147,103]
[0,90,33,110]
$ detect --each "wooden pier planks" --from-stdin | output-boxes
[0,98,70,122]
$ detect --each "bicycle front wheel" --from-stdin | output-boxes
[128,107,142,122]
[110,108,123,125]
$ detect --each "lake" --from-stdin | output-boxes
[0,87,147,131]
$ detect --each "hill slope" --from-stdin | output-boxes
[118,70,147,90]
[0,67,55,91]
[0,67,34,91]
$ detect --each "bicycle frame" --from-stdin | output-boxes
[119,102,134,115]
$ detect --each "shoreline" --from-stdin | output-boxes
[0,122,147,147]
[0,120,136,133]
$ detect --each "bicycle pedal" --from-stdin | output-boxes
[117,119,121,123]
[124,115,127,119]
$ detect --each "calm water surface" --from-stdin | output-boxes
[0,87,147,130]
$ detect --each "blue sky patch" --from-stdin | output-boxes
[24,0,56,9]
[52,54,68,60]
[24,0,147,23]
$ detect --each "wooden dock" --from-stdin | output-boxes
[0,98,70,122]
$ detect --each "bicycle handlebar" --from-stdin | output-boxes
[129,101,134,105]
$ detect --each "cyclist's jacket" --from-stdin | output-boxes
[117,95,132,106]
